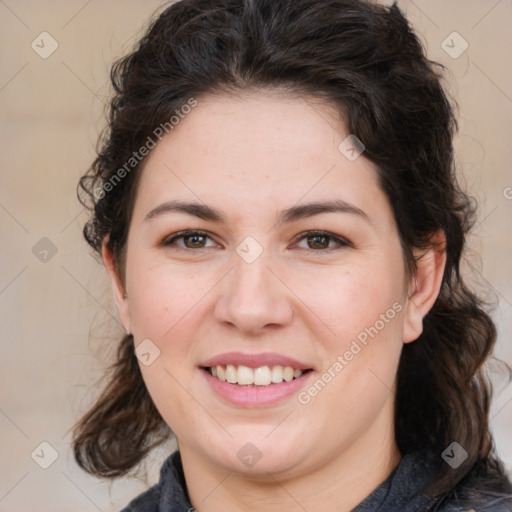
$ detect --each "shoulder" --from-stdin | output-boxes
[434,456,512,512]
[435,496,512,512]
[119,484,161,512]
[119,450,191,512]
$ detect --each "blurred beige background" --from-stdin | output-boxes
[0,0,511,510]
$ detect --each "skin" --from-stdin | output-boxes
[103,90,446,512]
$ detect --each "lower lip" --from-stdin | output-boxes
[201,368,315,407]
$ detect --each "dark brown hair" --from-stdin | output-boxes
[73,0,510,499]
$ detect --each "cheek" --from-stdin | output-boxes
[296,262,406,406]
[295,264,403,344]
[127,259,206,341]
[128,267,211,427]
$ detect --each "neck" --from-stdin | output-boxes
[180,402,401,512]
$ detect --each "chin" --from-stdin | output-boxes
[202,430,309,477]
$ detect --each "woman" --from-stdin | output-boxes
[72,0,512,510]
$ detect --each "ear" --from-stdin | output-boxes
[402,230,447,344]
[102,237,131,334]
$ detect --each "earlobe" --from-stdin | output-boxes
[101,237,131,334]
[402,230,447,344]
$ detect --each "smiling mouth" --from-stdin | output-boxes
[202,364,313,387]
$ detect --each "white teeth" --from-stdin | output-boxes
[283,367,294,382]
[237,365,254,385]
[254,366,271,386]
[271,365,283,383]
[225,364,237,384]
[209,364,307,386]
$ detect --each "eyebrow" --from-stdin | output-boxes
[143,199,371,225]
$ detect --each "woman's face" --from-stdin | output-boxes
[111,91,419,477]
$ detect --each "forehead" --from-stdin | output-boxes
[131,91,386,225]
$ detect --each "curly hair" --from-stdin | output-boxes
[72,0,510,498]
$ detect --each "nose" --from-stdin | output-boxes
[214,249,294,335]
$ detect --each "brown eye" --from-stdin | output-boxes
[308,234,330,250]
[182,233,207,248]
[295,230,351,251]
[161,230,216,250]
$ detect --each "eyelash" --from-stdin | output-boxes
[160,229,352,252]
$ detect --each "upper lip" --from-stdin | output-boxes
[200,352,313,370]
